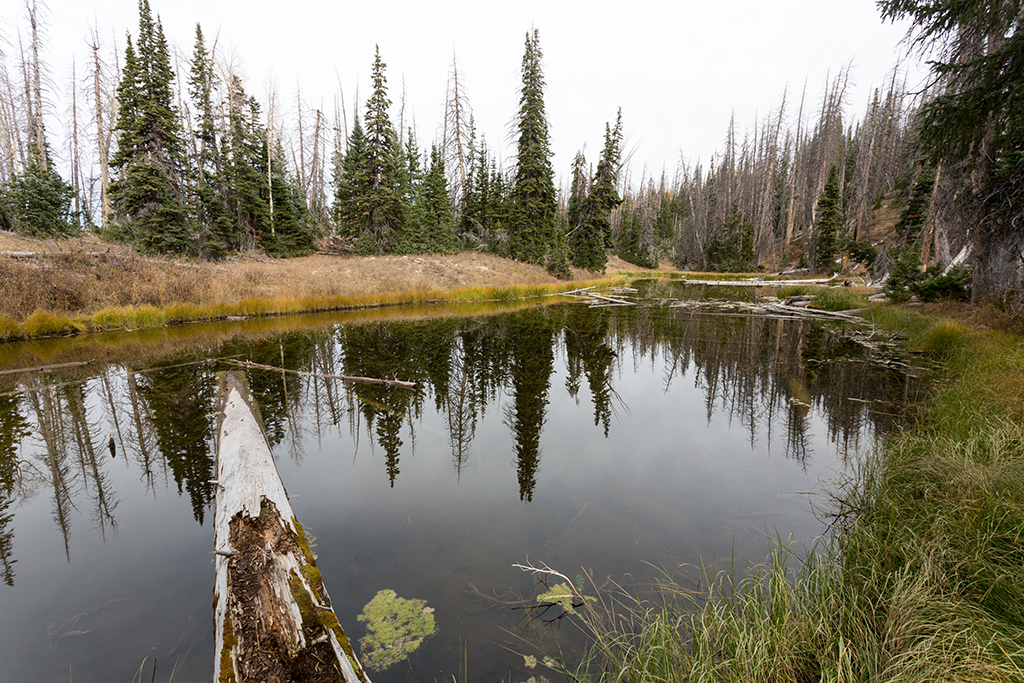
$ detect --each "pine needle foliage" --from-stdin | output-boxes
[511,30,558,266]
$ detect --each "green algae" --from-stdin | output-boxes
[356,589,436,672]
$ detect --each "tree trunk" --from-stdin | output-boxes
[213,371,371,683]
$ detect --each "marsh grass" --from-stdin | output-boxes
[562,306,1024,682]
[814,287,867,312]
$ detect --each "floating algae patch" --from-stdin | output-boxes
[536,582,596,615]
[357,589,436,672]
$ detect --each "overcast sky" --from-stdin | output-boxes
[4,0,925,188]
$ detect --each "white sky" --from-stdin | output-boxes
[4,0,925,189]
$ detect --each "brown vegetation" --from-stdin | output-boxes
[0,232,616,326]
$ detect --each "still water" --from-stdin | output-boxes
[0,286,922,682]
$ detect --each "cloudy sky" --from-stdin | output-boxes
[5,0,925,186]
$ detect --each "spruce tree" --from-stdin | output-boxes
[267,139,316,256]
[421,144,457,253]
[188,23,232,257]
[109,0,189,254]
[223,76,271,253]
[333,113,367,241]
[571,112,623,271]
[393,128,423,253]
[359,46,403,252]
[813,164,843,274]
[511,29,557,265]
[0,150,78,237]
[894,165,935,246]
[879,0,1024,299]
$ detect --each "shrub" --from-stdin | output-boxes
[912,264,970,302]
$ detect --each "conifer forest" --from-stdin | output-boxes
[1,0,1021,305]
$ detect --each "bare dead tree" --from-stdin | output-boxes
[442,53,473,202]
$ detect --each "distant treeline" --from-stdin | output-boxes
[0,0,1020,302]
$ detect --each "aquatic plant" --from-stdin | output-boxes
[357,589,436,672]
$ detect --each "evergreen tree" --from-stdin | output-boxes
[421,144,457,252]
[333,113,367,241]
[571,112,624,271]
[459,137,508,252]
[223,77,271,253]
[879,0,1024,299]
[511,29,557,265]
[813,164,843,273]
[894,165,935,246]
[617,202,657,268]
[0,149,78,237]
[393,128,424,253]
[188,23,232,257]
[109,0,189,254]
[359,46,403,252]
[702,203,752,272]
[267,139,316,256]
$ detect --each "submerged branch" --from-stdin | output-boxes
[227,359,416,389]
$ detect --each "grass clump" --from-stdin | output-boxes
[814,286,867,312]
[0,314,21,342]
[21,309,79,337]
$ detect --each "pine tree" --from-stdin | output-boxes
[188,24,232,257]
[571,112,623,271]
[813,164,843,273]
[879,0,1024,300]
[0,149,78,237]
[333,113,367,241]
[109,0,189,254]
[359,46,403,252]
[511,29,557,265]
[421,144,457,253]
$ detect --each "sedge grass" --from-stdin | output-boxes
[814,287,868,312]
[558,305,1024,683]
[1,277,622,341]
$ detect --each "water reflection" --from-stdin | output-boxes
[0,298,924,682]
[0,302,923,580]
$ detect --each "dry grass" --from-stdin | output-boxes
[0,231,619,340]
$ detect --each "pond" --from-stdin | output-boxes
[0,283,924,682]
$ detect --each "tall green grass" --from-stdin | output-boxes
[560,306,1024,683]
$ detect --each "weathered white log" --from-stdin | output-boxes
[680,276,837,287]
[214,371,371,683]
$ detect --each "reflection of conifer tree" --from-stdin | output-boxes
[0,391,29,585]
[99,371,129,464]
[446,338,478,480]
[233,334,318,449]
[564,307,617,437]
[26,385,74,560]
[459,324,512,415]
[0,495,14,586]
[136,364,216,523]
[378,413,403,487]
[64,384,118,537]
[311,336,344,430]
[504,320,555,503]
[338,322,426,487]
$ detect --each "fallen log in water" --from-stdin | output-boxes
[214,371,371,683]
